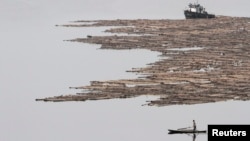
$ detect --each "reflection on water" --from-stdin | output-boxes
[187,134,197,141]
[170,134,198,141]
[193,134,197,141]
[168,132,206,141]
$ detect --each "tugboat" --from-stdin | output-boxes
[184,2,215,19]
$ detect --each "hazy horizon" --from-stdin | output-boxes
[1,0,250,23]
[1,1,250,141]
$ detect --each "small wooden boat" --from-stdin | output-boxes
[168,129,206,134]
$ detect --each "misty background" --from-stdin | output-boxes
[1,0,250,22]
[1,0,250,141]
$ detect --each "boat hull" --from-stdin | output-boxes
[184,10,215,19]
[168,129,206,134]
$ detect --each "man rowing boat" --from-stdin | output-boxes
[168,120,206,134]
[193,120,197,131]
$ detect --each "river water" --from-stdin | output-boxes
[1,0,250,141]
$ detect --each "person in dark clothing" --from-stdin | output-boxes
[193,120,197,131]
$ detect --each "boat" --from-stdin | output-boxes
[184,2,215,19]
[168,129,206,134]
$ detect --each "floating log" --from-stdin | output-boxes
[36,16,250,106]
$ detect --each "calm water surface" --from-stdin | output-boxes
[1,0,250,141]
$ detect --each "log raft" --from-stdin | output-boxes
[37,16,250,106]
